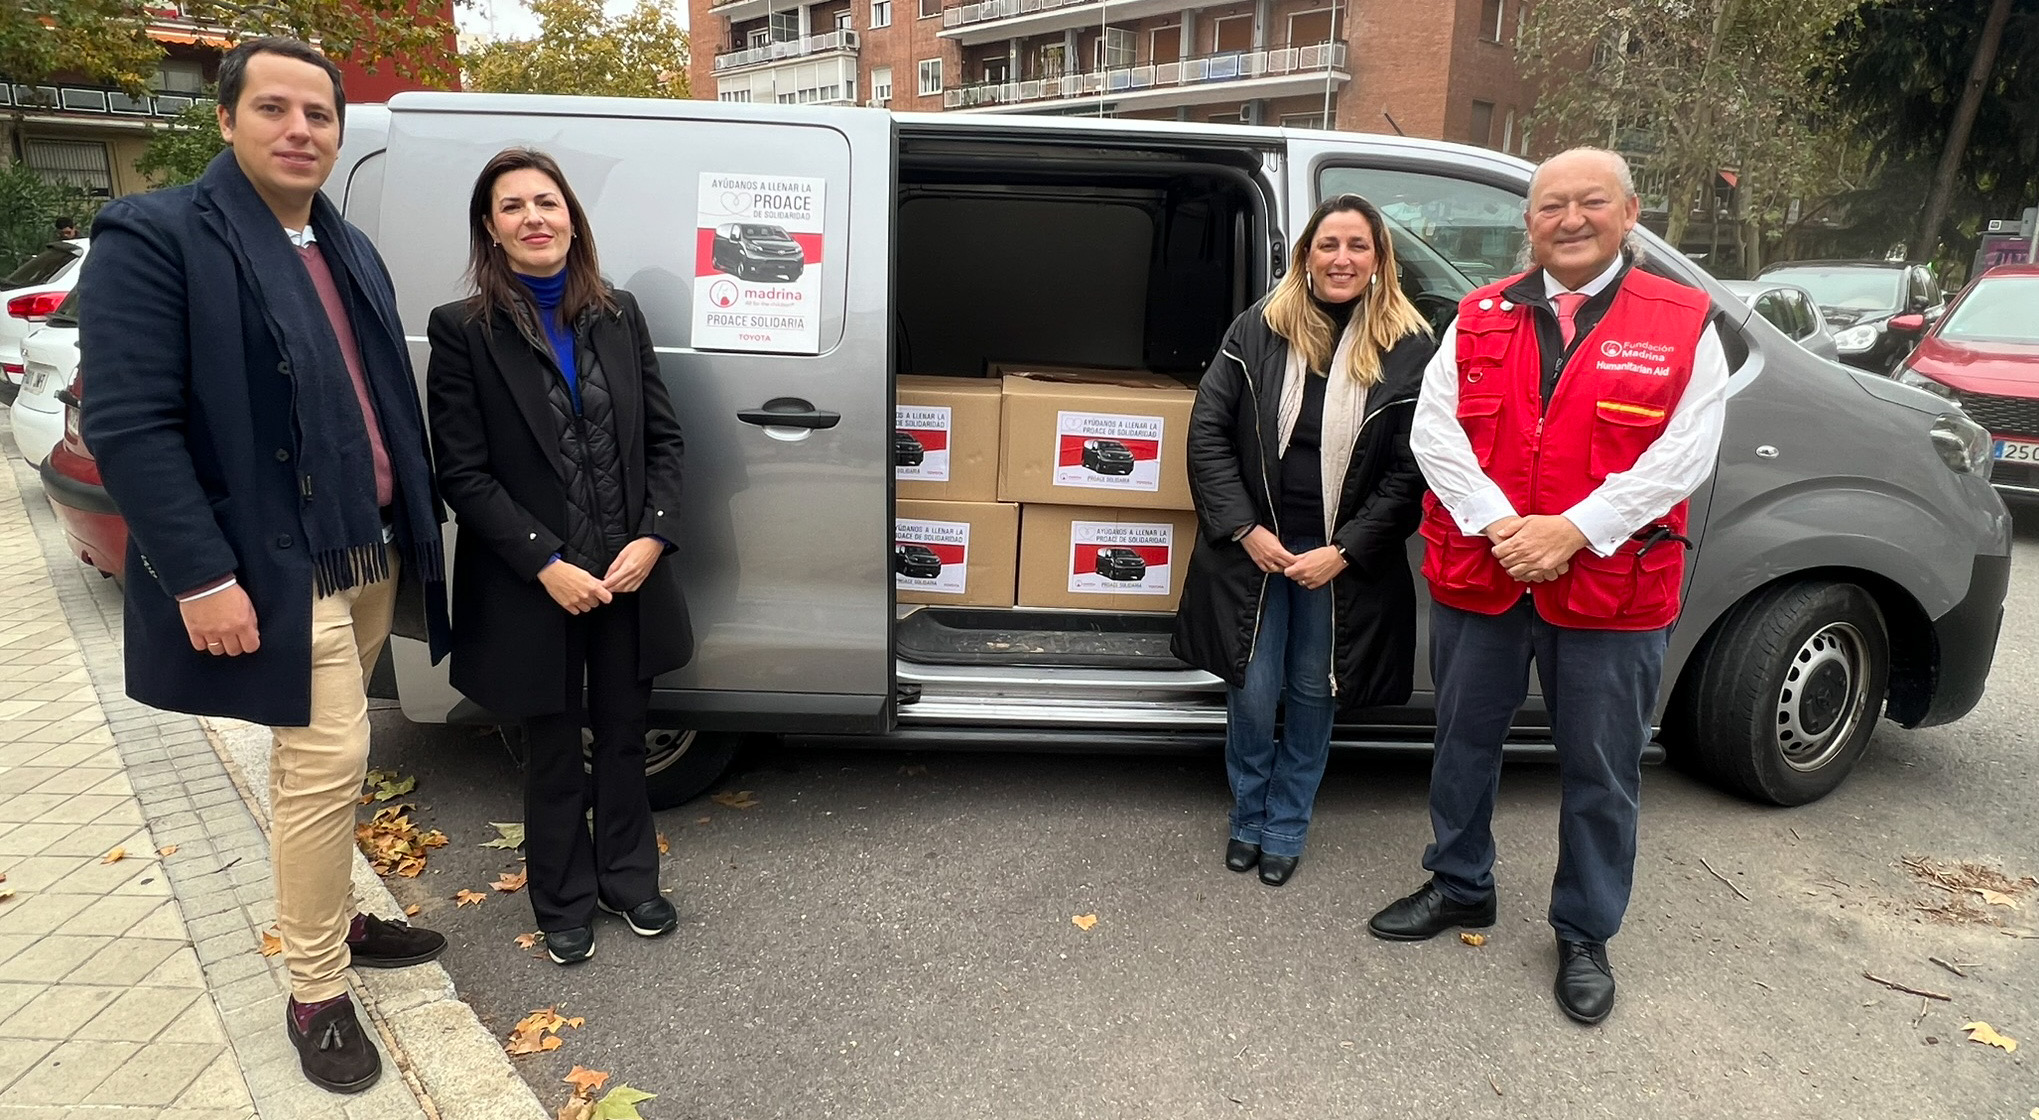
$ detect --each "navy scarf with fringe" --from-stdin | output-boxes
[201,152,444,595]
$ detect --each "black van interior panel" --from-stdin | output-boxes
[894,607,1186,670]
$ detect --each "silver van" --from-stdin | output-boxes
[331,95,2010,811]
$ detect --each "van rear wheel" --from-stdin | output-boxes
[1668,580,1888,806]
[641,729,740,810]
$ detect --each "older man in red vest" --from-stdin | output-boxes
[1367,148,1728,1025]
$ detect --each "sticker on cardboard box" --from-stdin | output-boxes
[895,518,969,596]
[895,405,952,482]
[1053,411,1164,493]
[1067,520,1175,596]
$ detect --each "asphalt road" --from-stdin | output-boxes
[364,518,2039,1120]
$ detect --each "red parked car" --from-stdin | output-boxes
[39,370,126,580]
[1892,263,2039,501]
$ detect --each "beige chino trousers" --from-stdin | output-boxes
[268,553,397,1003]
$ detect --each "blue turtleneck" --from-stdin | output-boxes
[514,269,579,413]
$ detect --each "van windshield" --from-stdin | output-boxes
[741,224,790,239]
[1939,276,2039,345]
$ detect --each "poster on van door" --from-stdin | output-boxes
[1053,410,1164,493]
[1068,521,1174,596]
[895,517,969,596]
[693,173,825,354]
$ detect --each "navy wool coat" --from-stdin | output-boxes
[77,175,449,727]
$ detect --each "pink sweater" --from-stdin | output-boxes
[297,242,393,507]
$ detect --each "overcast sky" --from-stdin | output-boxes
[457,0,689,43]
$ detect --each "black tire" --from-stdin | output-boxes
[1668,580,1889,806]
[641,728,740,810]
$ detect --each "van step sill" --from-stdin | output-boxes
[895,607,1187,670]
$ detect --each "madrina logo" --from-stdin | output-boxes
[1600,339,1623,358]
[709,280,739,308]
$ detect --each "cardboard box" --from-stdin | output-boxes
[997,371,1198,511]
[895,499,1020,607]
[896,376,1004,502]
[1017,504,1200,613]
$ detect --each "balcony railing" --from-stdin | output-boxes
[0,81,208,120]
[943,0,1097,30]
[944,43,1346,109]
[713,29,860,73]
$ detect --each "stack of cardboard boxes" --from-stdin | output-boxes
[894,369,1200,613]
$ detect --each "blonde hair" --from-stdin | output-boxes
[1262,193,1430,384]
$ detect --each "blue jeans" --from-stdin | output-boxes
[1420,599,1670,943]
[1225,537,1335,859]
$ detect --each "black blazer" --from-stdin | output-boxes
[426,289,691,717]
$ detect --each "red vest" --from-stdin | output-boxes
[1420,268,1712,631]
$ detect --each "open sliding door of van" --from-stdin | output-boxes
[378,95,895,735]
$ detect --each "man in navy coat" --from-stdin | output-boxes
[79,38,450,1095]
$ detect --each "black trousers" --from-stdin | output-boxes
[524,598,660,932]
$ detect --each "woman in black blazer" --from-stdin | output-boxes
[426,148,692,965]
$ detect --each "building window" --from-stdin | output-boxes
[871,0,890,26]
[1039,42,1066,78]
[154,59,205,93]
[748,27,770,48]
[769,10,798,40]
[918,0,938,18]
[1469,100,1496,147]
[918,58,943,94]
[1095,27,1134,70]
[1480,0,1504,42]
[1150,25,1181,64]
[871,65,892,101]
[1282,112,1327,129]
[25,139,113,197]
[719,89,753,102]
[836,10,853,31]
[1212,15,1252,53]
[1288,9,1333,47]
[984,56,1009,82]
[1502,109,1515,152]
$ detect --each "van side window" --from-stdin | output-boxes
[1316,165,1526,334]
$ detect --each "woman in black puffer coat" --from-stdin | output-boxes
[1172,193,1435,887]
[427,148,691,965]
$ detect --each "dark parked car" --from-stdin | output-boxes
[1888,263,2039,501]
[711,222,805,283]
[1718,280,1839,361]
[1080,438,1136,475]
[1094,547,1147,581]
[1755,260,1945,373]
[894,543,943,579]
[894,429,925,467]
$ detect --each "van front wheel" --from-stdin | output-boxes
[1668,581,1889,806]
[642,729,739,810]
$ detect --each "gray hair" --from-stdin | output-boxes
[1516,147,1646,272]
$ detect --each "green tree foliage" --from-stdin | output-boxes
[0,0,160,93]
[1521,0,1863,274]
[465,0,690,99]
[136,96,228,188]
[0,161,93,273]
[1825,0,2039,268]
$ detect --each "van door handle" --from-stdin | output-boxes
[737,397,840,430]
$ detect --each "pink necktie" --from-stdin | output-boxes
[1552,291,1588,349]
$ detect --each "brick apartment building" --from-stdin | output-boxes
[689,0,1537,150]
[2,2,457,200]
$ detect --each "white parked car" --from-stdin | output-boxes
[1,238,88,397]
[10,292,78,465]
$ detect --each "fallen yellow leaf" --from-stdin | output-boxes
[1975,888,2021,909]
[1460,932,1488,947]
[656,833,670,855]
[557,1095,594,1120]
[1962,1021,2018,1052]
[101,847,126,865]
[564,1016,586,1030]
[260,929,283,957]
[711,790,761,809]
[507,1007,572,1056]
[694,816,711,825]
[0,889,15,903]
[404,903,421,917]
[564,1066,611,1095]
[493,869,529,893]
[516,932,540,950]
[157,845,178,857]
[1072,913,1098,931]
[456,889,487,907]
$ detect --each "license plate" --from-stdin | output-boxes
[22,368,47,395]
[1993,439,2039,462]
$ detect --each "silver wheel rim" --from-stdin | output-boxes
[1775,622,1869,773]
[581,729,696,775]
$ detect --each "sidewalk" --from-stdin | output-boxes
[0,443,544,1119]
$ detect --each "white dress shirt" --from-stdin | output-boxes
[1410,258,1730,557]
